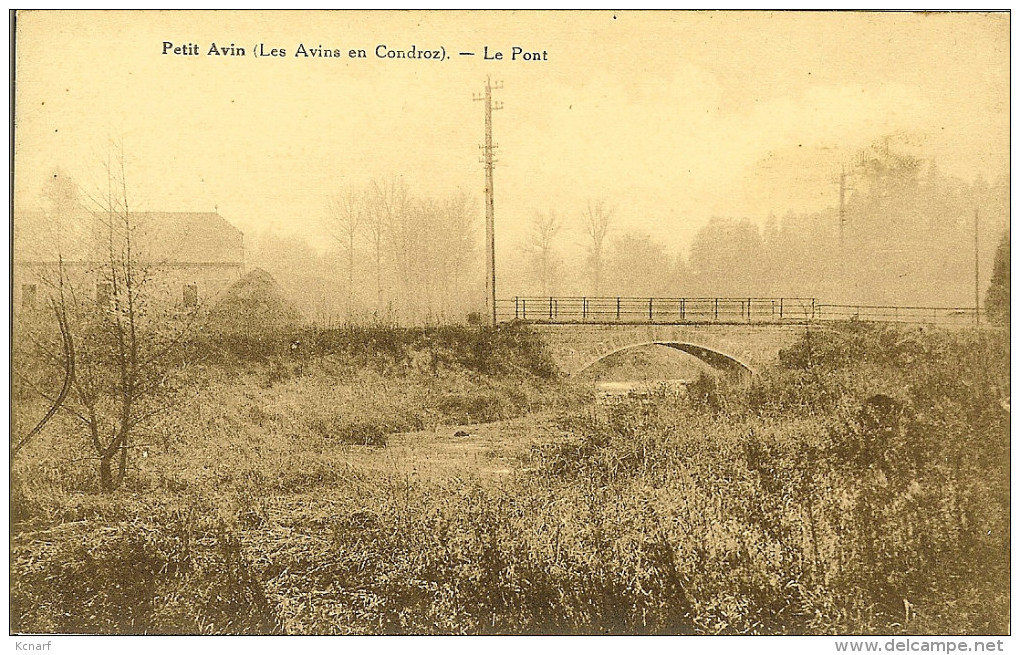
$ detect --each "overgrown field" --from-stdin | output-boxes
[11,323,1009,635]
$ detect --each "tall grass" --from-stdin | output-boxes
[532,323,1009,633]
[10,323,1008,634]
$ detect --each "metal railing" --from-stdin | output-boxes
[497,297,985,326]
[498,297,818,324]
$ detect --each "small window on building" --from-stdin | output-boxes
[96,281,113,307]
[21,284,37,310]
[183,283,199,308]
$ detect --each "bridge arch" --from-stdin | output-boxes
[572,341,754,377]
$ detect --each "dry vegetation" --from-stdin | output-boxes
[10,322,1009,635]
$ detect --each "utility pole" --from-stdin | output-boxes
[838,163,853,245]
[834,162,854,304]
[474,77,503,326]
[974,207,980,327]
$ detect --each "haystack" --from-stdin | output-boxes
[205,268,304,338]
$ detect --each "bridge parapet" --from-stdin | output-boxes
[531,323,808,376]
[504,297,984,376]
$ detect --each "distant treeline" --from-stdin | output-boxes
[250,179,484,326]
[506,143,1008,309]
[271,145,1007,325]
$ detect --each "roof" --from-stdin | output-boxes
[13,209,95,263]
[13,211,244,266]
[130,212,244,265]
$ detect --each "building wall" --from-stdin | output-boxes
[13,262,245,314]
[14,211,246,316]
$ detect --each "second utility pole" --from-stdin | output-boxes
[974,207,980,327]
[838,163,854,245]
[475,76,502,326]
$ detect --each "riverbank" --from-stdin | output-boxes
[11,323,1009,635]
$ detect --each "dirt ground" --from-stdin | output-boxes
[337,410,569,482]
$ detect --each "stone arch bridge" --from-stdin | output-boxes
[506,296,979,376]
[529,323,809,376]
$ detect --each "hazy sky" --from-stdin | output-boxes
[14,11,1009,255]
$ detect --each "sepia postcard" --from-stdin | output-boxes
[9,9,1011,653]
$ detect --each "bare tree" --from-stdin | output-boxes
[70,147,155,490]
[366,177,409,318]
[439,192,477,320]
[582,199,613,296]
[411,197,441,321]
[327,186,363,319]
[607,231,674,297]
[33,146,199,492]
[376,178,414,320]
[319,182,479,325]
[527,210,562,297]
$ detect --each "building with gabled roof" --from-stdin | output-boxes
[14,210,245,312]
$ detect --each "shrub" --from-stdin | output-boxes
[182,322,559,380]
